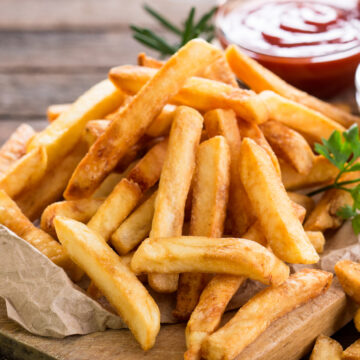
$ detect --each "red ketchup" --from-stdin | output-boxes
[216,0,360,97]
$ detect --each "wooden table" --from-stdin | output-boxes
[0,0,359,359]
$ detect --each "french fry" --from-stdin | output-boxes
[41,198,104,238]
[281,156,338,191]
[343,339,360,360]
[237,119,281,177]
[54,216,160,350]
[92,172,125,198]
[354,308,360,332]
[0,146,47,198]
[87,139,167,240]
[202,269,332,360]
[109,65,268,125]
[258,91,345,142]
[240,138,319,264]
[28,80,125,168]
[83,119,110,146]
[204,109,254,235]
[260,120,315,174]
[0,190,82,281]
[148,106,203,293]
[310,334,343,360]
[111,190,157,255]
[145,104,177,137]
[287,192,315,215]
[0,124,35,174]
[64,40,222,199]
[174,136,231,320]
[137,52,163,68]
[132,236,289,286]
[47,103,71,122]
[226,45,360,128]
[306,231,325,254]
[335,260,360,304]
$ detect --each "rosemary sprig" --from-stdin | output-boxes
[130,5,217,57]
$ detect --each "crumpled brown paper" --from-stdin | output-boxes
[0,222,359,338]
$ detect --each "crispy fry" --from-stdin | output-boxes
[0,146,47,197]
[28,80,124,167]
[145,104,177,137]
[287,192,315,215]
[343,339,360,360]
[240,138,319,264]
[258,91,345,142]
[309,334,342,360]
[260,120,315,174]
[335,260,360,304]
[47,103,71,122]
[54,216,160,350]
[204,109,254,235]
[109,65,267,125]
[83,119,110,146]
[226,44,360,128]
[137,52,163,68]
[174,136,230,320]
[41,198,104,238]
[354,308,360,332]
[202,269,332,360]
[306,231,325,254]
[148,106,203,293]
[132,236,289,286]
[92,172,125,198]
[0,190,82,281]
[0,124,35,174]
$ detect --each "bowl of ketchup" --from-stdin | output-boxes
[216,0,360,98]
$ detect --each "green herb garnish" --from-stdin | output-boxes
[130,5,217,57]
[310,124,360,233]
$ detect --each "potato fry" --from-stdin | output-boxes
[174,136,230,320]
[54,216,160,350]
[0,190,82,281]
[0,124,35,174]
[287,192,315,215]
[343,339,360,360]
[335,260,360,304]
[310,334,342,360]
[0,146,47,197]
[137,52,163,68]
[47,103,71,122]
[240,138,319,264]
[41,198,104,238]
[28,80,124,167]
[204,109,254,236]
[354,308,360,332]
[260,120,315,174]
[64,40,221,199]
[148,106,203,293]
[226,44,360,128]
[92,172,125,198]
[87,139,167,240]
[281,156,338,191]
[109,65,267,125]
[145,104,177,138]
[306,231,325,254]
[258,91,345,142]
[202,269,332,360]
[83,119,110,146]
[132,236,289,286]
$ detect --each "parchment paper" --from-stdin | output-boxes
[0,222,359,338]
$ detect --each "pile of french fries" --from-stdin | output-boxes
[2,38,360,359]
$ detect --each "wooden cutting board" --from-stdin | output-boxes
[0,280,356,360]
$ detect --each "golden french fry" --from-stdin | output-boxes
[287,192,315,215]
[41,198,104,238]
[83,119,110,147]
[174,136,230,320]
[335,260,360,304]
[54,216,160,350]
[148,106,203,293]
[310,334,343,360]
[260,120,315,175]
[354,308,360,332]
[64,40,221,199]
[47,103,71,122]
[240,138,319,264]
[0,190,82,281]
[0,146,47,198]
[0,124,35,174]
[92,172,125,198]
[204,109,254,236]
[111,190,157,255]
[202,269,332,360]
[306,231,325,254]
[28,80,124,168]
[132,236,289,286]
[237,119,281,177]
[137,52,163,68]
[343,339,360,360]
[225,44,360,128]
[145,104,177,138]
[87,140,167,240]
[258,91,345,142]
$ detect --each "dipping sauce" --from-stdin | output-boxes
[216,0,360,97]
